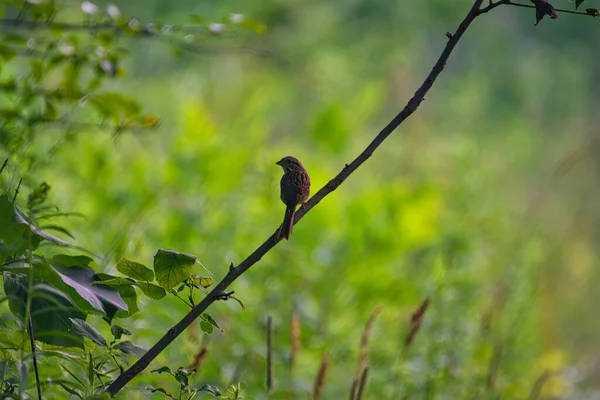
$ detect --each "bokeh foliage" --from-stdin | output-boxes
[2,0,600,399]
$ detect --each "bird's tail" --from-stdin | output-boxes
[278,205,296,240]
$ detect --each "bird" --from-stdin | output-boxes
[276,156,310,240]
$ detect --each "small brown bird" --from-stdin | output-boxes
[276,156,310,240]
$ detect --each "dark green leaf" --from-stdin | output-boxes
[201,314,223,332]
[69,318,107,347]
[50,255,93,267]
[39,225,75,239]
[198,384,221,396]
[145,385,176,400]
[110,325,132,340]
[174,370,189,387]
[116,258,154,281]
[576,0,587,8]
[151,366,173,375]
[4,273,85,349]
[199,320,213,335]
[114,341,146,358]
[153,249,197,291]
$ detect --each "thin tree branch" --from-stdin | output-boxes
[105,0,487,395]
[27,315,42,400]
[477,0,510,14]
[503,1,595,16]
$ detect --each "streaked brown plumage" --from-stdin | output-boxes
[276,156,310,240]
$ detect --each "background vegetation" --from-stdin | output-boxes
[1,0,600,398]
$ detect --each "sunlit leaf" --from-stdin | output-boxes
[153,249,197,291]
[134,282,166,299]
[117,258,154,281]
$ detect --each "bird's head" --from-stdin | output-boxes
[276,156,303,173]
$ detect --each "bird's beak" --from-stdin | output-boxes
[275,160,283,166]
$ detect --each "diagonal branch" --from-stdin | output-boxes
[106,0,487,395]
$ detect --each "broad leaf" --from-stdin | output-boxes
[4,273,86,349]
[134,282,166,299]
[114,340,146,358]
[153,249,197,291]
[69,318,107,347]
[576,0,587,8]
[116,258,154,281]
[37,260,128,316]
[199,320,213,335]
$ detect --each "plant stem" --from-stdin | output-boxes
[27,315,42,400]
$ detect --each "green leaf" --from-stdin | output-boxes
[91,277,133,287]
[191,274,213,288]
[39,224,75,239]
[50,255,93,267]
[14,204,68,247]
[151,366,174,375]
[201,314,223,332]
[116,258,154,281]
[576,0,587,8]
[69,318,107,347]
[174,370,189,387]
[199,320,213,335]
[4,273,86,349]
[134,282,166,299]
[114,340,146,358]
[198,384,221,396]
[153,249,197,291]
[145,385,176,400]
[41,261,128,316]
[110,325,132,340]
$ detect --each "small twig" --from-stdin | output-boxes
[356,367,369,400]
[0,159,7,176]
[12,178,22,204]
[266,316,273,392]
[503,0,594,16]
[27,315,42,400]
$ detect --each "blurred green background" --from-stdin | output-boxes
[3,0,600,398]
